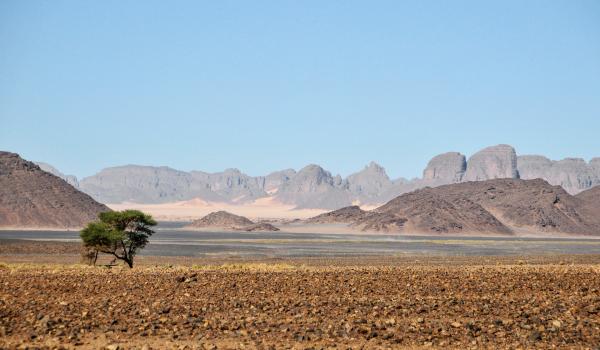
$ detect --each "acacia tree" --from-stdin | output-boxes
[80,210,157,268]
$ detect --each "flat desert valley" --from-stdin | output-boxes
[2,224,600,349]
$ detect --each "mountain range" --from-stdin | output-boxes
[2,149,600,235]
[36,144,600,210]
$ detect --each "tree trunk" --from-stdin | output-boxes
[81,247,98,266]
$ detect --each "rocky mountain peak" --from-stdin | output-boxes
[365,161,386,173]
[275,164,352,209]
[264,169,296,192]
[346,162,392,202]
[422,152,466,182]
[463,144,519,182]
[0,151,38,173]
[290,164,337,187]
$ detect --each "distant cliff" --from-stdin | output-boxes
[31,144,600,210]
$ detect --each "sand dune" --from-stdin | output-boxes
[108,197,328,222]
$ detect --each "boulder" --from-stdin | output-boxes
[463,145,519,181]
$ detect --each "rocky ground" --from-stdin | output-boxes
[1,256,599,349]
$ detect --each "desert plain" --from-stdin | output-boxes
[1,239,600,350]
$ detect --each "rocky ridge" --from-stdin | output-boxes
[518,156,600,195]
[30,144,600,210]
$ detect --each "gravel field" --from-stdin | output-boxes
[1,257,600,349]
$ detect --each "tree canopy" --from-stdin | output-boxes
[80,210,157,268]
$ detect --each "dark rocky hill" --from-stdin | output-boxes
[236,222,280,232]
[186,211,282,231]
[186,211,254,229]
[306,206,368,224]
[0,152,109,229]
[575,186,600,227]
[352,179,600,235]
[354,188,511,234]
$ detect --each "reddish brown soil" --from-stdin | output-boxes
[1,257,599,349]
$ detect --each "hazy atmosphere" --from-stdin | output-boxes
[1,1,600,178]
[3,2,600,349]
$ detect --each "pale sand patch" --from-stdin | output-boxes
[107,197,328,221]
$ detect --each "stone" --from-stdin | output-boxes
[463,145,519,181]
[275,164,352,209]
[346,162,393,204]
[423,152,466,183]
[518,156,599,194]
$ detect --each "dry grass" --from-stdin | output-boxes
[191,262,302,272]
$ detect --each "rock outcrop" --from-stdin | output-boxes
[236,222,280,232]
[516,155,554,180]
[80,166,266,204]
[463,145,519,182]
[185,211,281,231]
[518,156,599,195]
[0,152,109,228]
[189,168,268,203]
[186,211,254,229]
[263,169,296,193]
[305,206,368,224]
[346,162,392,204]
[274,165,352,209]
[422,152,466,183]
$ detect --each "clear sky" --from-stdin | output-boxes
[1,0,599,179]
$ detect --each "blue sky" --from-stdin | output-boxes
[1,0,599,179]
